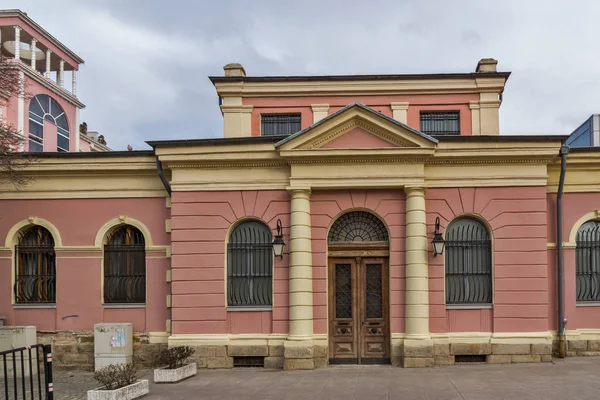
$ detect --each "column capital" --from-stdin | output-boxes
[287,187,311,198]
[390,101,409,110]
[469,100,480,110]
[404,185,426,195]
[310,104,329,113]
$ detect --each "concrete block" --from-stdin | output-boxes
[314,357,328,369]
[529,343,551,355]
[487,355,511,364]
[227,345,268,357]
[264,356,284,369]
[587,340,600,351]
[404,343,433,358]
[403,357,434,368]
[206,356,233,369]
[284,358,315,370]
[491,344,530,355]
[193,345,228,358]
[450,343,491,355]
[434,355,454,366]
[433,343,450,356]
[284,342,314,359]
[269,345,284,357]
[511,355,541,363]
[541,354,553,362]
[314,345,328,358]
[567,340,587,352]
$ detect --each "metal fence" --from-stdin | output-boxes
[1,344,53,400]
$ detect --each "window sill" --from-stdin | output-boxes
[13,304,56,309]
[227,306,272,312]
[576,302,600,307]
[103,304,146,309]
[446,304,492,310]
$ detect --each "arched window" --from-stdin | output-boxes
[328,211,389,242]
[28,94,70,152]
[576,221,600,302]
[15,226,56,304]
[227,220,273,307]
[104,225,146,304]
[445,217,492,305]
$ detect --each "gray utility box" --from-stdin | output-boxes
[0,326,37,377]
[94,323,133,371]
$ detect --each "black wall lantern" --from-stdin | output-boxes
[272,219,286,259]
[432,217,445,256]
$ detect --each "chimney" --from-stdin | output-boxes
[223,63,246,77]
[476,58,498,73]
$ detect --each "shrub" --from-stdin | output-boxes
[155,346,195,369]
[93,364,138,390]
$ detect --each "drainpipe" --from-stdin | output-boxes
[557,145,569,358]
[155,156,172,197]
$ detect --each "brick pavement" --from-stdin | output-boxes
[2,357,600,399]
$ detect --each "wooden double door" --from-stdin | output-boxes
[328,256,390,364]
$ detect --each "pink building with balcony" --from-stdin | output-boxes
[2,10,600,371]
[0,10,109,152]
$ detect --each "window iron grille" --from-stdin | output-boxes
[104,226,146,304]
[15,226,56,304]
[328,211,389,243]
[576,221,600,302]
[227,221,273,307]
[455,354,487,363]
[261,114,301,136]
[233,356,265,368]
[445,218,492,305]
[420,111,460,135]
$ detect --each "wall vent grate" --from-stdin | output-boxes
[233,356,265,368]
[455,354,487,363]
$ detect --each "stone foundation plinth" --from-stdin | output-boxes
[38,331,166,370]
[565,339,600,357]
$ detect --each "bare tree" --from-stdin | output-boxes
[0,49,34,188]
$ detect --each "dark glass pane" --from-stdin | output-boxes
[35,94,50,114]
[420,111,460,135]
[365,264,383,318]
[29,97,44,116]
[227,221,273,306]
[335,264,352,319]
[49,98,64,118]
[55,114,69,131]
[57,134,69,152]
[445,218,492,304]
[44,114,55,124]
[261,114,301,136]
[104,226,146,303]
[29,138,43,152]
[329,211,388,242]
[29,120,43,139]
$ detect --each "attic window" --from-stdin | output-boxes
[420,111,460,135]
[261,114,301,136]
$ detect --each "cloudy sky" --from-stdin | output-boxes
[7,0,600,150]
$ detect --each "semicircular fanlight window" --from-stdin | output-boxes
[328,211,389,242]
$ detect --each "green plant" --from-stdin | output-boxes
[155,346,195,369]
[93,364,138,390]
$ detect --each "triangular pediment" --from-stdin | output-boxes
[276,103,437,151]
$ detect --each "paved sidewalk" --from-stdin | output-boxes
[3,357,600,399]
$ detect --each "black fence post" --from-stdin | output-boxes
[43,344,54,400]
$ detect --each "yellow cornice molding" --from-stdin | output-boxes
[213,76,507,98]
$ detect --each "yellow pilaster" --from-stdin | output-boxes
[404,186,429,338]
[288,188,313,339]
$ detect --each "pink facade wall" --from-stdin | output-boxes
[310,190,406,334]
[0,198,170,332]
[170,191,290,335]
[427,187,549,333]
[244,94,477,137]
[547,192,600,330]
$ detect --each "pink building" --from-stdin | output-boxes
[1,24,600,369]
[0,10,110,152]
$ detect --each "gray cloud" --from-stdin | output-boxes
[7,0,600,149]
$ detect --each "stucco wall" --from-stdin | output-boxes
[0,198,170,332]
[310,189,406,334]
[547,192,600,330]
[170,190,290,335]
[427,187,549,333]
